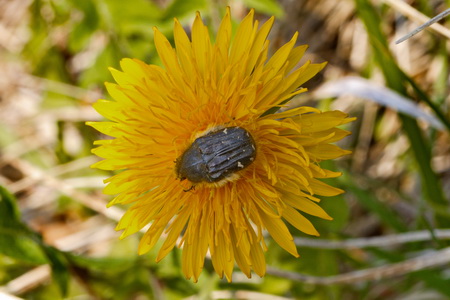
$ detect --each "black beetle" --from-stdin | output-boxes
[176,127,257,184]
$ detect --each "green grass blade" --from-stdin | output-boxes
[354,0,449,227]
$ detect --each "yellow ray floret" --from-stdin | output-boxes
[88,7,354,282]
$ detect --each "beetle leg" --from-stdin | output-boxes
[183,185,195,192]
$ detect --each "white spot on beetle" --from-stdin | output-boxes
[237,161,244,168]
[251,145,255,150]
[223,128,228,134]
[250,157,254,161]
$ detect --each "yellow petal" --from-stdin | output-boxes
[282,193,333,220]
[230,226,251,277]
[309,178,344,196]
[264,32,298,79]
[246,16,274,75]
[191,12,211,76]
[258,208,299,257]
[229,9,255,65]
[282,205,320,236]
[86,121,118,137]
[306,144,352,160]
[285,45,308,72]
[153,28,183,84]
[120,58,147,84]
[138,222,167,255]
[299,110,352,134]
[215,7,232,67]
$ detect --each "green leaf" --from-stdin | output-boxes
[41,246,70,297]
[67,0,100,52]
[242,0,284,18]
[0,186,47,264]
[344,175,408,232]
[103,0,163,25]
[79,43,120,87]
[66,253,136,271]
[0,186,70,296]
[403,75,450,131]
[354,0,449,227]
[161,0,207,20]
[412,270,450,297]
[316,195,349,232]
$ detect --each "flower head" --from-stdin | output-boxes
[88,8,354,282]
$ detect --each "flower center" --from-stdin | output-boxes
[176,127,257,183]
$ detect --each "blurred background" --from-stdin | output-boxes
[0,0,450,299]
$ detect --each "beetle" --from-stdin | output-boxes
[176,126,257,184]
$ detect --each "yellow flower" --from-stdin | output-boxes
[88,8,354,282]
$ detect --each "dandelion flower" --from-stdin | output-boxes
[88,8,354,282]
